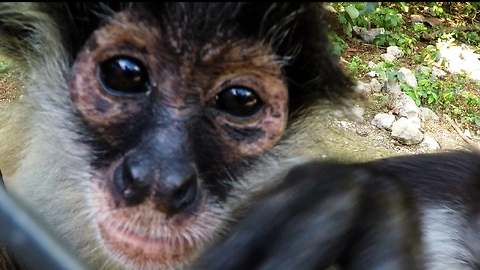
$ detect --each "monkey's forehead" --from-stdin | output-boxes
[87,7,280,66]
[60,3,309,60]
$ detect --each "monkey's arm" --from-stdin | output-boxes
[192,162,425,270]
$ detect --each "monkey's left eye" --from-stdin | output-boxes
[214,87,264,118]
[99,56,149,95]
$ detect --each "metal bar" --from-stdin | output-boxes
[0,171,89,270]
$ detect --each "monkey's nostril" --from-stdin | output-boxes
[113,161,150,205]
[113,156,198,213]
[170,174,198,212]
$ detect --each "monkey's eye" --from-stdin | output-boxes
[215,87,264,117]
[99,56,149,95]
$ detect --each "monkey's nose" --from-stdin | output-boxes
[157,173,198,215]
[113,156,199,215]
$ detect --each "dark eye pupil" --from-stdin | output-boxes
[215,87,263,117]
[99,56,149,94]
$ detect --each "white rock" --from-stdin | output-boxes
[371,113,396,130]
[387,46,404,58]
[431,67,446,78]
[369,78,383,92]
[367,71,380,78]
[416,65,429,74]
[439,45,480,80]
[420,134,440,151]
[399,67,418,88]
[419,107,440,122]
[353,26,385,43]
[381,53,396,62]
[355,81,367,93]
[409,117,422,129]
[384,81,401,94]
[393,92,420,118]
[391,117,424,145]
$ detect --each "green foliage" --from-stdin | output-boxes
[331,2,416,54]
[393,2,409,13]
[414,45,441,64]
[426,2,448,17]
[368,6,404,30]
[373,31,416,54]
[332,2,378,36]
[460,91,480,125]
[403,69,440,106]
[347,56,368,76]
[412,23,427,33]
[363,57,480,127]
[402,68,480,126]
[370,61,403,81]
[454,31,480,46]
[464,2,480,15]
[328,32,348,57]
[0,60,8,75]
[328,2,480,127]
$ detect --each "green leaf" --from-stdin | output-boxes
[345,6,360,20]
[407,92,417,100]
[434,51,442,62]
[331,43,339,56]
[359,2,378,16]
[343,23,353,37]
[338,12,348,24]
[398,2,409,12]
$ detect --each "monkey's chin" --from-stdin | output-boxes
[90,184,225,270]
[96,215,194,269]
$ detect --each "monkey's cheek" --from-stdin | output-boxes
[222,116,287,158]
[88,178,225,269]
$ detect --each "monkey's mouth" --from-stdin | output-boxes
[89,180,225,269]
[95,209,195,267]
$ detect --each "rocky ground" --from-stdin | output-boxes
[316,54,479,162]
[321,98,471,162]
[318,4,480,162]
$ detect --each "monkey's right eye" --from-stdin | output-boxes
[99,57,149,95]
[214,87,264,118]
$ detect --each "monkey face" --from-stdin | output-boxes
[67,8,288,269]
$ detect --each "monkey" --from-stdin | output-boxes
[0,2,360,270]
[1,2,479,270]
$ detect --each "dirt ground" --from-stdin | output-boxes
[324,98,473,162]
[0,73,20,107]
